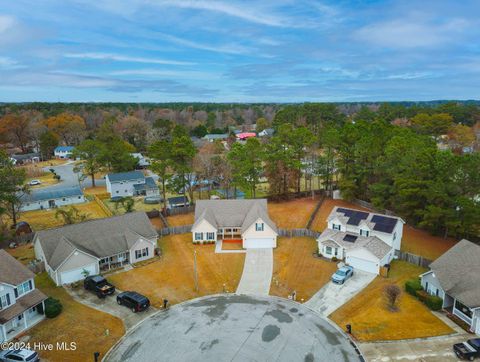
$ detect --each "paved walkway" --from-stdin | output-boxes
[236,248,273,295]
[305,270,376,316]
[214,240,246,254]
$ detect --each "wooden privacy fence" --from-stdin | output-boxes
[306,194,325,230]
[277,228,321,238]
[93,195,113,217]
[353,199,397,217]
[157,224,192,236]
[394,250,432,268]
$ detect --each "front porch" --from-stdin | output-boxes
[443,294,478,333]
[1,302,45,342]
[99,251,130,271]
[217,227,242,240]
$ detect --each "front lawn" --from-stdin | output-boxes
[268,197,319,229]
[108,234,245,306]
[29,273,124,362]
[329,261,454,341]
[270,237,338,302]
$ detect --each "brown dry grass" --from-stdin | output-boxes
[221,241,244,250]
[30,273,125,362]
[108,234,245,306]
[330,261,454,341]
[402,225,457,260]
[19,201,109,230]
[7,244,35,265]
[268,197,319,229]
[270,237,338,302]
[310,198,370,232]
[149,217,166,229]
[166,212,194,226]
[83,186,108,196]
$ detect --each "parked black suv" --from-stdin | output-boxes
[84,275,115,298]
[454,338,480,360]
[116,291,150,312]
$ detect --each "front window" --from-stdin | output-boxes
[195,232,203,241]
[326,246,332,255]
[332,224,341,231]
[135,248,149,259]
[0,294,11,309]
[360,229,369,237]
[455,299,472,319]
[16,280,32,297]
[207,232,215,240]
[255,223,264,231]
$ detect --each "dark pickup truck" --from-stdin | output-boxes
[454,338,480,361]
[84,275,115,298]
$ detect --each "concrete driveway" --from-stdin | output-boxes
[305,270,376,316]
[236,248,273,296]
[66,286,156,330]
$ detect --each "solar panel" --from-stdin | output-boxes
[337,207,354,217]
[372,215,398,233]
[347,217,362,226]
[343,234,358,243]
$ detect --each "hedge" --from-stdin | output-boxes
[415,290,443,311]
[405,278,422,296]
[45,297,63,318]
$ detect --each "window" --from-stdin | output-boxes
[325,246,332,255]
[255,223,264,231]
[195,232,203,241]
[0,294,11,309]
[393,232,397,241]
[78,196,81,199]
[135,250,142,259]
[360,229,369,237]
[116,191,119,194]
[16,280,32,297]
[455,299,472,318]
[332,224,341,231]
[207,232,215,240]
[62,198,66,201]
[334,248,338,256]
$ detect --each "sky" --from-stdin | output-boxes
[1,0,480,102]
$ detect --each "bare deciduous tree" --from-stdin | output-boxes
[384,284,402,311]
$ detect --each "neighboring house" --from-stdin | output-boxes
[20,186,86,211]
[420,239,480,334]
[11,153,40,165]
[0,250,47,343]
[202,134,229,143]
[34,212,158,286]
[131,153,150,168]
[236,132,256,141]
[317,207,404,274]
[54,146,75,159]
[258,128,275,137]
[192,199,278,249]
[106,171,159,198]
[167,196,190,209]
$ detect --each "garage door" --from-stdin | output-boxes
[60,263,97,284]
[243,238,276,249]
[346,256,379,274]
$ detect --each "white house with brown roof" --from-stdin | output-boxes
[34,212,158,286]
[420,239,480,335]
[317,207,404,274]
[192,199,278,249]
[0,250,47,343]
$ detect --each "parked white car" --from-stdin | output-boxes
[0,349,40,362]
[29,179,42,186]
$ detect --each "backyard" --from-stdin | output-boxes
[7,244,35,265]
[29,273,125,362]
[330,260,454,341]
[270,237,338,302]
[108,233,245,307]
[268,197,319,229]
[166,212,194,226]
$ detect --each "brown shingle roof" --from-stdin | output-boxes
[0,249,35,286]
[0,289,47,324]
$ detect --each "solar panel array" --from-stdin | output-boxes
[371,215,397,233]
[337,208,369,226]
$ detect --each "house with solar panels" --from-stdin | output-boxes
[317,206,405,274]
[20,186,86,211]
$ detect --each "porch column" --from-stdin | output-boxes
[23,311,28,329]
[0,324,6,342]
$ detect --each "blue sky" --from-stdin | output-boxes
[1,0,480,102]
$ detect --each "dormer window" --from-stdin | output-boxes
[0,294,11,309]
[255,223,264,231]
[360,229,369,237]
[332,224,341,231]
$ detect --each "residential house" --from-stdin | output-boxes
[192,199,278,249]
[11,153,40,165]
[106,171,159,198]
[54,146,75,159]
[420,239,480,334]
[202,134,229,143]
[317,207,404,274]
[258,128,275,137]
[0,250,47,343]
[167,196,190,209]
[20,186,86,211]
[236,132,256,141]
[34,212,158,285]
[131,153,150,168]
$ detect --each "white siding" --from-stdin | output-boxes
[57,250,99,285]
[346,248,380,274]
[129,238,156,263]
[191,219,217,242]
[420,272,445,299]
[242,218,277,248]
[107,179,145,197]
[21,195,86,211]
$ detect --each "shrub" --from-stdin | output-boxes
[425,295,443,311]
[44,297,63,318]
[331,256,338,262]
[405,278,422,296]
[384,284,402,311]
[415,289,429,303]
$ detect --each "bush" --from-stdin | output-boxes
[425,295,443,311]
[415,289,429,303]
[44,297,63,318]
[405,278,422,296]
[331,257,339,262]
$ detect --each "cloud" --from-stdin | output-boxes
[0,15,15,33]
[0,56,22,69]
[64,52,195,65]
[109,68,220,79]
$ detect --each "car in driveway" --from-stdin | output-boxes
[0,349,39,362]
[84,275,115,298]
[117,291,150,313]
[331,266,354,284]
[454,338,480,360]
[28,179,41,186]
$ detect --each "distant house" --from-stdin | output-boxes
[317,207,404,274]
[11,153,40,165]
[34,212,158,285]
[131,153,150,168]
[420,239,480,335]
[192,199,278,248]
[167,196,190,209]
[106,171,159,198]
[236,132,256,141]
[202,134,229,143]
[20,186,86,211]
[258,128,275,137]
[0,250,47,342]
[54,146,75,159]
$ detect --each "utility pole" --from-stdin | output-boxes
[193,249,199,292]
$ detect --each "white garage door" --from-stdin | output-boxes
[60,263,97,284]
[243,238,276,249]
[346,256,379,274]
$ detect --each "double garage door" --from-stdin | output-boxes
[243,238,276,249]
[346,256,379,274]
[59,263,97,284]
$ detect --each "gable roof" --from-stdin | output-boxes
[203,134,229,140]
[20,186,83,203]
[428,239,480,308]
[107,171,144,183]
[193,199,277,233]
[35,212,158,270]
[0,249,35,286]
[328,206,404,234]
[133,177,158,191]
[54,146,74,152]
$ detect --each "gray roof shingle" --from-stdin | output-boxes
[107,171,144,183]
[0,249,35,286]
[21,186,83,203]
